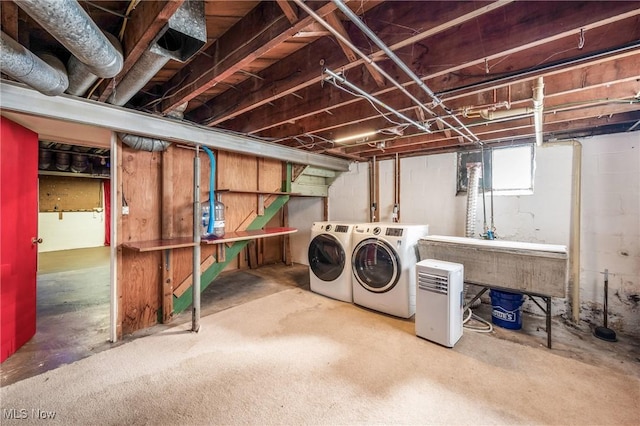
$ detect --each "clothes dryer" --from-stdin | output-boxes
[351,223,429,318]
[308,221,357,302]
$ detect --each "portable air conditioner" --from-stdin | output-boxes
[415,259,464,347]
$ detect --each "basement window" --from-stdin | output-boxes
[456,144,535,195]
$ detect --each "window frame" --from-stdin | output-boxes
[456,143,535,196]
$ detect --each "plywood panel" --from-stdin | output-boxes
[120,146,163,333]
[171,146,199,290]
[258,157,282,192]
[121,251,161,334]
[262,210,283,264]
[218,151,257,191]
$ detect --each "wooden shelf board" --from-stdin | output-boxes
[122,227,298,251]
[201,227,297,245]
[217,189,299,196]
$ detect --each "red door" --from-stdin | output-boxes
[1,116,39,363]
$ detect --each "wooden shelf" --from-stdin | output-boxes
[122,227,297,251]
[201,227,297,245]
[217,189,299,196]
[39,170,110,179]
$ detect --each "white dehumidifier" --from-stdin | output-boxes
[415,259,464,347]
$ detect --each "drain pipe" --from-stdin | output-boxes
[0,31,68,96]
[16,0,123,78]
[533,77,545,146]
[118,134,172,152]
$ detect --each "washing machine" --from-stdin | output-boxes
[351,223,429,318]
[308,221,358,302]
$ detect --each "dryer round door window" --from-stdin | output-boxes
[308,234,346,282]
[352,238,401,293]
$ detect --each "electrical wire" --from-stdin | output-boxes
[463,308,494,333]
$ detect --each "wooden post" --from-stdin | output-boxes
[161,149,174,323]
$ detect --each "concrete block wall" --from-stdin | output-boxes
[580,133,639,336]
[328,161,370,221]
[289,133,639,336]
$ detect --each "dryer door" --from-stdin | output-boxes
[308,234,346,281]
[352,238,401,293]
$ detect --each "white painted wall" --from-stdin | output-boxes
[328,161,370,221]
[579,133,639,336]
[288,132,640,336]
[288,197,324,265]
[38,210,106,252]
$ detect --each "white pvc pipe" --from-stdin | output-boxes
[533,77,545,146]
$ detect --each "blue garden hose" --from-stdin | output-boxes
[201,146,215,235]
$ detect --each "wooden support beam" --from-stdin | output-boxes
[325,12,385,87]
[277,0,298,24]
[325,12,357,62]
[214,2,640,136]
[189,1,510,126]
[157,1,341,113]
[162,249,173,323]
[1,2,19,41]
[160,148,175,323]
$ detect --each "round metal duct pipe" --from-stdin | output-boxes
[119,134,171,152]
[0,31,68,96]
[17,0,123,78]
[67,32,123,97]
[107,49,170,106]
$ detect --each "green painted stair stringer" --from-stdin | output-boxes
[173,194,290,315]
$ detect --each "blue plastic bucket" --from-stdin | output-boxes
[490,290,524,330]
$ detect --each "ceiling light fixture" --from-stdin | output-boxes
[334,130,378,144]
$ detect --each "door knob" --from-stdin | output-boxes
[32,237,43,245]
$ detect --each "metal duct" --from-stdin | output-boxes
[108,0,206,107]
[118,103,188,152]
[107,49,171,107]
[0,31,68,96]
[111,1,206,151]
[119,134,171,152]
[465,162,482,238]
[67,33,123,97]
[17,0,123,78]
[107,0,207,106]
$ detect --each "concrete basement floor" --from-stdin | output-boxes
[2,247,639,386]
